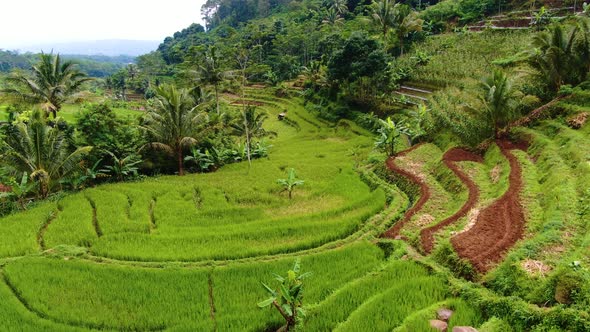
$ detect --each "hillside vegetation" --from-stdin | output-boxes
[0,0,589,331]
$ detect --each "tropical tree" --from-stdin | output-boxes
[302,60,327,90]
[375,117,403,156]
[231,106,272,166]
[392,4,423,55]
[277,168,304,199]
[2,53,91,118]
[195,47,230,114]
[479,70,517,139]
[528,22,590,92]
[321,7,345,29]
[1,109,92,197]
[258,259,312,332]
[142,84,208,175]
[371,0,397,41]
[326,0,348,15]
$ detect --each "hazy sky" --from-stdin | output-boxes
[0,0,207,48]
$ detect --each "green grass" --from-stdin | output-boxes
[0,103,142,123]
[304,259,434,331]
[334,275,448,331]
[2,242,383,331]
[400,29,532,89]
[0,90,408,330]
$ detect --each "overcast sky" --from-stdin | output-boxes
[0,0,207,49]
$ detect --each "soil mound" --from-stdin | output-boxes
[420,148,483,253]
[451,140,526,272]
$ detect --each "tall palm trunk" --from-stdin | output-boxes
[215,84,220,115]
[245,127,252,167]
[177,146,185,176]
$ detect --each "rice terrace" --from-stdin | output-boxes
[1,0,590,331]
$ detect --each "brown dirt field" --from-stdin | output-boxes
[451,140,527,272]
[0,184,11,192]
[420,148,483,254]
[382,143,431,239]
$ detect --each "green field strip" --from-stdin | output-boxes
[3,258,212,331]
[43,193,98,249]
[334,275,448,331]
[212,242,384,331]
[2,242,383,331]
[304,260,431,331]
[0,271,93,332]
[89,189,385,262]
[0,202,57,258]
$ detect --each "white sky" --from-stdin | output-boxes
[0,0,207,49]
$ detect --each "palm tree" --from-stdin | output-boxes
[302,60,327,90]
[479,70,516,139]
[2,53,91,118]
[195,47,230,115]
[231,106,271,167]
[528,23,589,92]
[321,7,345,28]
[1,109,92,197]
[142,84,208,175]
[393,4,423,56]
[371,0,396,41]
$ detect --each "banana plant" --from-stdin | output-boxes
[277,168,304,199]
[101,151,142,182]
[257,259,312,332]
[375,117,403,156]
[0,172,36,210]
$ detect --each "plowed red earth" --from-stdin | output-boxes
[382,144,430,239]
[420,148,483,254]
[451,140,527,272]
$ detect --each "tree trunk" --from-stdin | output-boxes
[178,148,185,176]
[246,129,252,167]
[400,37,405,56]
[215,84,220,115]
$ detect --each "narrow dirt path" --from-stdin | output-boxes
[382,144,430,239]
[451,140,527,272]
[420,148,483,254]
[37,209,59,252]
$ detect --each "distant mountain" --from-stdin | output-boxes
[17,40,160,57]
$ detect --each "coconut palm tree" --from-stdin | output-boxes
[371,0,396,41]
[1,109,92,197]
[528,22,589,92]
[142,84,208,176]
[392,4,423,56]
[194,47,231,115]
[479,70,517,139]
[231,106,272,167]
[321,7,345,29]
[2,53,91,118]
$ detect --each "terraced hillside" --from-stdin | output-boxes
[0,89,490,331]
[1,85,588,331]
